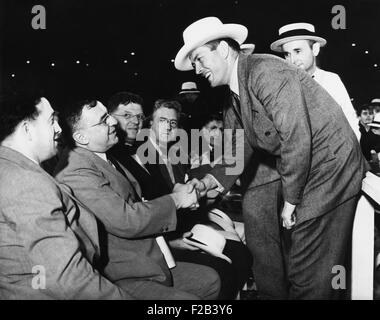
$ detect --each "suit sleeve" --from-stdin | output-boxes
[1,171,133,300]
[254,69,312,205]
[58,166,177,239]
[208,105,254,193]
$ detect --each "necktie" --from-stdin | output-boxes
[230,90,244,128]
[108,156,127,179]
[108,155,141,201]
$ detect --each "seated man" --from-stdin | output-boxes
[109,95,252,299]
[54,98,220,300]
[0,93,131,299]
[190,113,224,170]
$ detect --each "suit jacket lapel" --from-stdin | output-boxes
[75,147,143,199]
[237,53,258,148]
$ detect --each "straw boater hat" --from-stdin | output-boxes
[369,113,380,128]
[179,82,200,94]
[175,17,251,71]
[270,22,327,53]
[183,224,232,263]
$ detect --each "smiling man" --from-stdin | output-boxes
[174,17,368,299]
[54,98,220,300]
[0,94,131,299]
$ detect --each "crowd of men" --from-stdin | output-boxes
[1,17,379,300]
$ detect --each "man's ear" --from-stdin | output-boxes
[73,131,89,146]
[217,40,230,59]
[21,120,33,141]
[312,42,321,57]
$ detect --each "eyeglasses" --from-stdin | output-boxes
[88,113,113,128]
[159,117,178,128]
[113,113,145,122]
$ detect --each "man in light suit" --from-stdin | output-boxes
[54,99,220,300]
[0,93,132,299]
[174,17,368,299]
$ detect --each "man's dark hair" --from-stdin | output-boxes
[200,113,223,129]
[107,91,144,114]
[0,93,42,143]
[356,103,374,117]
[152,99,182,120]
[59,99,97,147]
[205,38,241,53]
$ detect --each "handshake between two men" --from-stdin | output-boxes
[169,175,220,210]
[170,175,297,230]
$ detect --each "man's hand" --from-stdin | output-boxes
[168,232,200,251]
[187,178,207,197]
[170,183,199,209]
[187,175,220,199]
[281,201,296,229]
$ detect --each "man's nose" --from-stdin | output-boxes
[130,115,139,124]
[108,115,118,126]
[54,122,62,134]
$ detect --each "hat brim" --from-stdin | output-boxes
[175,24,248,71]
[270,35,327,52]
[183,237,232,263]
[179,90,200,94]
[368,122,380,128]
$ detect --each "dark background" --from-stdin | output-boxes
[1,0,379,115]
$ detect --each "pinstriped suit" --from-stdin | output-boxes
[210,53,368,299]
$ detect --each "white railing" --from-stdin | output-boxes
[351,171,380,300]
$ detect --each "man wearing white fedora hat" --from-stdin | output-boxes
[270,22,360,140]
[175,16,368,299]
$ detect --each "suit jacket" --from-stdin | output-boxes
[143,140,189,192]
[211,54,368,224]
[54,147,177,286]
[110,142,172,200]
[0,146,130,300]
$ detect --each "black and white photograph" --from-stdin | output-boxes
[0,0,380,310]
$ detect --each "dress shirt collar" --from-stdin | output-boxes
[94,151,108,163]
[229,56,240,96]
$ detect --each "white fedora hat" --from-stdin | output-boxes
[270,22,327,53]
[175,17,248,71]
[208,208,242,242]
[179,81,200,94]
[183,224,232,263]
[369,113,380,128]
